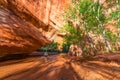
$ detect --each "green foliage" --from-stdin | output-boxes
[62,0,120,57]
[109,11,119,20]
[41,42,59,51]
[62,43,70,53]
[77,0,105,27]
[105,30,118,44]
[108,0,120,40]
[109,7,120,27]
[62,22,83,44]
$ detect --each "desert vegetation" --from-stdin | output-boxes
[62,0,120,58]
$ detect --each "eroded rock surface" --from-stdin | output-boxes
[0,8,49,56]
[0,0,68,40]
[0,0,68,56]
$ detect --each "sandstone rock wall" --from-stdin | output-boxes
[0,0,68,56]
[0,7,49,56]
[0,0,69,40]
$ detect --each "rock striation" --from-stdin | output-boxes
[0,0,68,56]
[0,7,49,56]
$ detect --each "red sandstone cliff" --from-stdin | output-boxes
[0,0,69,56]
[0,7,50,57]
[0,0,68,39]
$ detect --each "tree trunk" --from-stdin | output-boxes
[87,34,97,56]
[102,31,112,52]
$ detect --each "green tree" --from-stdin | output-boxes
[63,0,119,57]
[107,0,120,50]
[62,43,70,53]
[41,42,59,52]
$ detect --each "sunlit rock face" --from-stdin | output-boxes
[0,8,49,56]
[0,0,68,41]
[0,0,68,56]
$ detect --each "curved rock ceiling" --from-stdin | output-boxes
[0,0,69,56]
